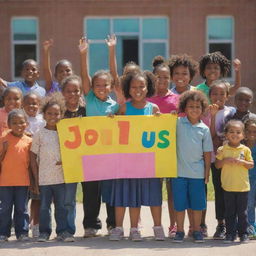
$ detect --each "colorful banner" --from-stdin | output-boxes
[57,114,177,182]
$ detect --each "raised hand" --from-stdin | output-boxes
[233,58,241,72]
[79,37,89,54]
[43,39,54,51]
[209,104,219,116]
[105,34,117,47]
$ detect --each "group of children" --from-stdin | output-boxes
[0,35,255,245]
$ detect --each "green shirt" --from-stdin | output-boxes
[196,82,210,102]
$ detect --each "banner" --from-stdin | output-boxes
[57,114,177,182]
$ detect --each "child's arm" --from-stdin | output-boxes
[42,39,54,93]
[235,159,254,169]
[229,58,241,96]
[79,37,91,95]
[30,151,39,195]
[203,151,211,184]
[0,141,8,164]
[117,103,126,115]
[0,77,7,88]
[152,104,161,115]
[208,104,219,137]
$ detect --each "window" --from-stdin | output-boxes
[12,17,38,79]
[207,16,234,77]
[84,17,169,75]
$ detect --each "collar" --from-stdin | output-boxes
[181,116,206,128]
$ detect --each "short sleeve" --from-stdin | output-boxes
[216,146,224,160]
[30,131,40,155]
[245,147,253,162]
[84,89,94,103]
[202,128,213,152]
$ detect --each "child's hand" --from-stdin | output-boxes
[233,58,241,72]
[107,113,115,118]
[79,37,89,54]
[154,111,161,117]
[43,39,53,51]
[170,110,178,115]
[205,176,209,184]
[56,161,62,165]
[224,157,239,165]
[209,104,219,116]
[105,34,117,48]
[0,77,7,88]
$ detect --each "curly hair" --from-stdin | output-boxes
[91,70,113,88]
[209,79,230,97]
[41,92,66,117]
[224,120,244,134]
[61,75,82,92]
[168,54,198,82]
[123,61,141,75]
[245,117,256,130]
[122,70,156,99]
[179,90,209,114]
[152,55,170,75]
[199,51,231,79]
[7,109,27,126]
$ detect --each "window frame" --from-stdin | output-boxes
[11,16,39,80]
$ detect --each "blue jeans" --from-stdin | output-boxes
[248,177,256,225]
[0,186,29,238]
[64,183,77,234]
[39,184,67,236]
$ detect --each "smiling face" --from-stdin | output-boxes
[92,75,112,101]
[204,63,221,84]
[8,114,27,137]
[245,123,256,143]
[23,94,40,117]
[4,90,22,113]
[129,76,148,102]
[62,80,81,106]
[226,123,244,147]
[43,104,61,130]
[235,92,253,113]
[155,67,171,94]
[209,84,228,109]
[184,99,202,124]
[21,61,39,86]
[55,63,73,83]
[171,65,191,92]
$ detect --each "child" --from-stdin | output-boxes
[227,87,256,123]
[215,120,254,243]
[62,75,86,237]
[22,93,45,238]
[0,87,23,137]
[43,39,73,93]
[244,118,256,238]
[172,90,212,243]
[168,54,198,95]
[109,71,165,241]
[0,109,32,242]
[79,38,119,237]
[30,93,73,242]
[148,56,179,238]
[197,51,241,99]
[208,80,236,239]
[0,59,46,97]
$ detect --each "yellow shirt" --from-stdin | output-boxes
[216,144,253,192]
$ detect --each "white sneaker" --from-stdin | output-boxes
[31,224,39,238]
[83,228,99,238]
[153,226,165,241]
[129,227,142,241]
[109,227,124,241]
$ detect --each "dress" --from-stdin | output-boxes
[111,101,162,207]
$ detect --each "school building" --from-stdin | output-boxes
[0,0,255,110]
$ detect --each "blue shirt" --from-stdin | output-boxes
[8,81,46,97]
[176,117,213,179]
[85,90,119,116]
[249,145,256,179]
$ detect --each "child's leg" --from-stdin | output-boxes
[115,207,126,227]
[0,187,14,238]
[223,191,236,236]
[248,178,256,225]
[150,206,162,226]
[237,192,249,236]
[187,209,193,232]
[129,207,141,228]
[106,203,115,229]
[176,211,185,232]
[192,210,202,232]
[13,186,29,239]
[30,199,40,225]
[166,180,176,227]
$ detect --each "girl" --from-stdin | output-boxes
[244,118,256,238]
[0,87,23,137]
[172,90,212,243]
[109,71,165,241]
[197,51,241,99]
[168,54,198,95]
[23,93,45,238]
[79,38,119,237]
[30,93,73,242]
[215,120,254,243]
[148,56,179,238]
[43,39,74,93]
[208,80,236,239]
[0,109,32,242]
[62,75,86,238]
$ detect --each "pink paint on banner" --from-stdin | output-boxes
[82,152,155,181]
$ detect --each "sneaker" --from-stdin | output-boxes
[109,227,124,241]
[129,228,142,241]
[247,224,256,239]
[193,231,204,243]
[168,225,177,238]
[56,231,75,242]
[0,235,8,242]
[187,226,193,238]
[31,224,39,238]
[37,233,50,242]
[200,224,208,237]
[213,224,226,240]
[173,231,185,243]
[240,234,249,243]
[17,234,29,242]
[107,226,115,236]
[83,228,98,238]
[153,226,165,241]
[224,234,235,244]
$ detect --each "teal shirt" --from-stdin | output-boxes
[196,82,210,102]
[84,90,119,116]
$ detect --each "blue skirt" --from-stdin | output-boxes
[101,180,113,204]
[110,178,162,207]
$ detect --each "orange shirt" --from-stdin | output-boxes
[0,132,32,186]
[0,107,10,137]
